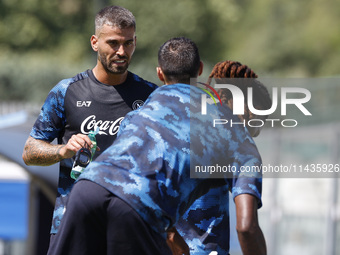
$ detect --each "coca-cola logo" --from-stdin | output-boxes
[80,115,124,135]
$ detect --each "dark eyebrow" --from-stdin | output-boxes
[106,39,118,43]
[106,38,134,44]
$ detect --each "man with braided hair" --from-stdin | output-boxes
[175,60,269,255]
[209,60,258,79]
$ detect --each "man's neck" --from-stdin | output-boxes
[92,66,128,86]
[164,79,191,86]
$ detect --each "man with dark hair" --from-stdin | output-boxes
[157,37,201,83]
[46,37,265,255]
[22,5,157,251]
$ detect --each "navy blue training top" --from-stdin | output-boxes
[30,69,158,233]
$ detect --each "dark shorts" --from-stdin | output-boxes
[47,180,171,255]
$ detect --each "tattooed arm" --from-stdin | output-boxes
[22,135,95,166]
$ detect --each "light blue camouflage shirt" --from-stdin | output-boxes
[79,83,262,249]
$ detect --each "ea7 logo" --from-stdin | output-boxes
[76,101,92,107]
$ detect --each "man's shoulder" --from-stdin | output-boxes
[153,83,191,94]
[51,70,90,95]
[128,72,158,89]
[148,83,194,103]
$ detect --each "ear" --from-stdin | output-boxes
[243,104,251,122]
[157,67,165,83]
[90,35,98,52]
[198,61,204,76]
[247,110,257,121]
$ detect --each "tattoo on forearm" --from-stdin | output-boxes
[23,137,64,166]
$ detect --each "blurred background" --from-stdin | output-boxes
[0,0,339,254]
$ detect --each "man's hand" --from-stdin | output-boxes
[166,227,190,255]
[22,134,99,166]
[59,134,97,159]
[235,194,267,255]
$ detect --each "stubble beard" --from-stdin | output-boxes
[99,53,129,75]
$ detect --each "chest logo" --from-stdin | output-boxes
[76,101,92,107]
[80,115,124,136]
[132,100,144,110]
